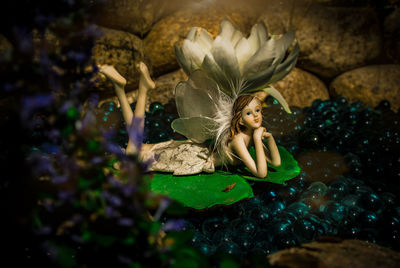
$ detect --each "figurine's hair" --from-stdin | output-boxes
[229,95,259,139]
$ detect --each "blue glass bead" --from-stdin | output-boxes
[277,211,298,223]
[235,219,257,236]
[212,229,234,245]
[217,241,242,256]
[253,229,274,244]
[299,197,325,212]
[261,190,279,203]
[300,190,319,200]
[307,182,328,197]
[266,201,286,216]
[335,96,349,106]
[149,102,164,116]
[358,211,378,228]
[279,186,298,201]
[360,193,384,213]
[287,202,310,218]
[191,231,209,244]
[234,233,255,250]
[293,217,317,243]
[346,205,364,222]
[198,242,216,256]
[342,194,360,207]
[272,232,298,249]
[248,208,270,224]
[100,101,117,111]
[328,179,350,200]
[251,242,277,255]
[201,217,227,237]
[271,219,293,234]
[349,179,366,192]
[320,201,346,223]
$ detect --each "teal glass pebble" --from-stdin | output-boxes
[217,241,242,256]
[307,182,328,197]
[201,217,226,237]
[286,202,310,217]
[320,201,346,223]
[293,217,317,243]
[266,201,286,216]
[149,102,164,116]
[342,194,360,207]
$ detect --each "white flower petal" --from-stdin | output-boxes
[186,27,198,41]
[174,44,191,75]
[255,22,268,48]
[231,30,243,48]
[242,38,277,78]
[202,54,232,97]
[271,30,295,65]
[247,24,260,55]
[219,19,235,41]
[182,39,206,70]
[211,36,241,92]
[235,37,252,74]
[194,28,213,51]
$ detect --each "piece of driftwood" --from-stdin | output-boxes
[268,238,400,268]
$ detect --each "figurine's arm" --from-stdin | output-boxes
[262,132,281,167]
[231,128,268,178]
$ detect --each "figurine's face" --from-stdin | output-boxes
[240,98,262,129]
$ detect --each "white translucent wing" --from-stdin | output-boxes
[171,117,219,143]
[175,70,221,119]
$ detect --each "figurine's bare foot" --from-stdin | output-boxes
[98,65,127,88]
[138,62,155,92]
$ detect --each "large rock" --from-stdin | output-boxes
[260,5,382,78]
[329,65,400,112]
[93,0,192,36]
[255,68,329,108]
[144,2,257,77]
[92,26,144,95]
[384,7,400,63]
[268,239,400,268]
[150,69,187,105]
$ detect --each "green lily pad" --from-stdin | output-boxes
[150,171,254,210]
[237,145,301,184]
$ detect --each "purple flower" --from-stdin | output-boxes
[121,184,137,197]
[118,218,133,227]
[58,190,74,200]
[91,157,103,165]
[162,219,185,232]
[71,234,84,244]
[35,226,52,235]
[82,24,104,40]
[21,94,53,123]
[105,206,117,218]
[102,191,122,207]
[51,175,68,184]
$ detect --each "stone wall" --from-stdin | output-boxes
[15,0,398,112]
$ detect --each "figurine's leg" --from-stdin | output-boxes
[99,63,155,154]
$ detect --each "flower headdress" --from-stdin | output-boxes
[171,19,299,162]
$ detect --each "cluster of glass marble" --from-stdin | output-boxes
[98,96,399,258]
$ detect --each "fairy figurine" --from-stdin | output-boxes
[99,19,299,178]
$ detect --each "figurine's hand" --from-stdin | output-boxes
[262,131,273,140]
[253,127,266,140]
